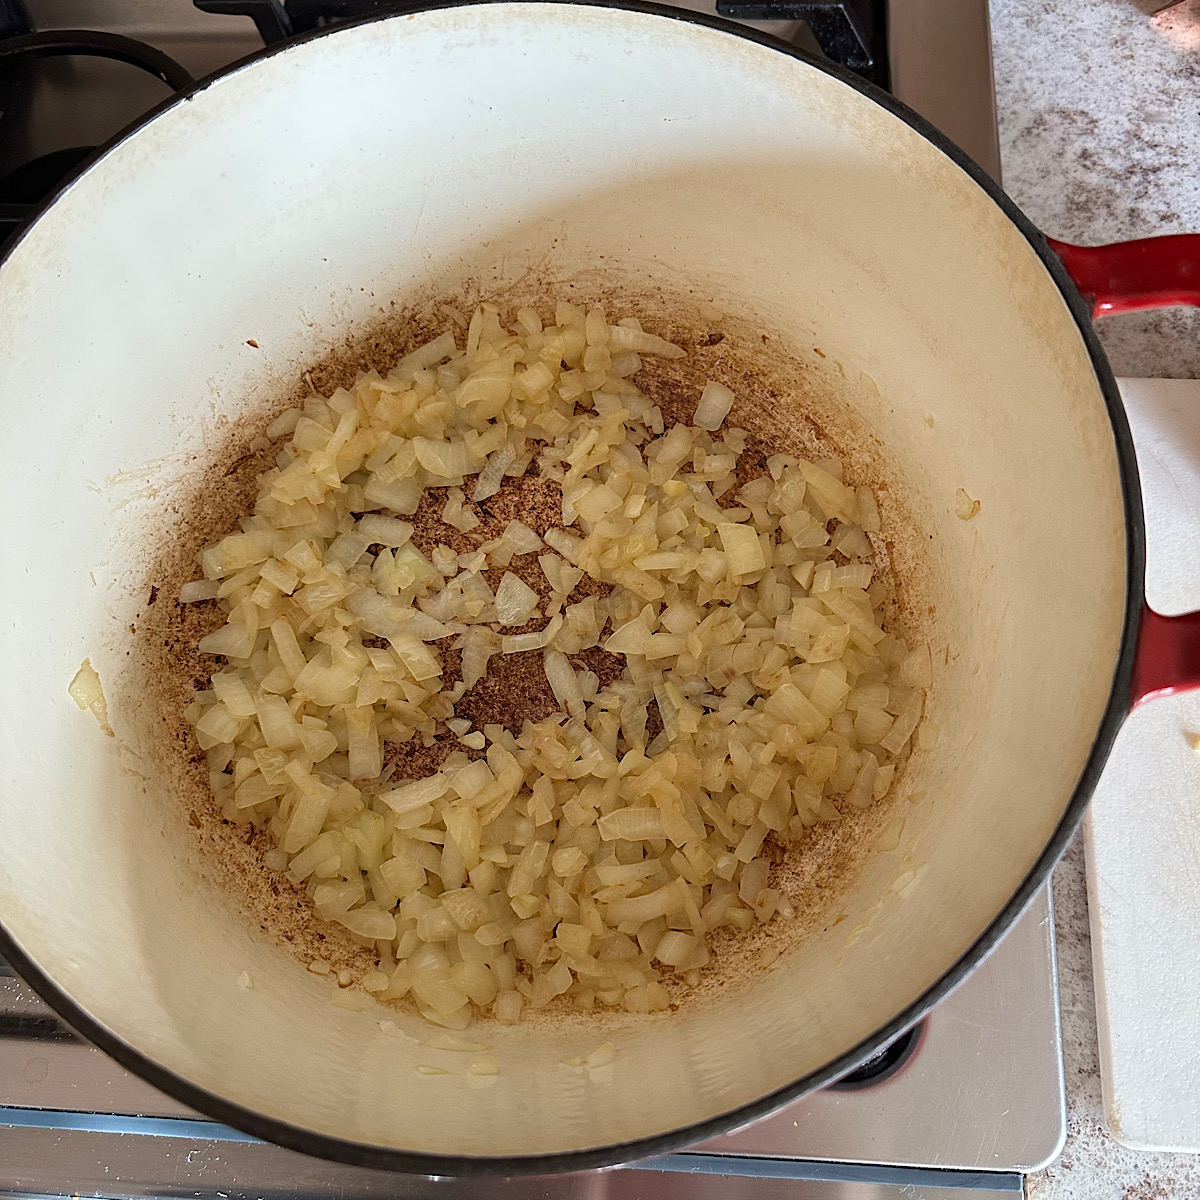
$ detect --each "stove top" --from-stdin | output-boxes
[0,0,1000,243]
[0,888,1063,1198]
[0,3,1051,1196]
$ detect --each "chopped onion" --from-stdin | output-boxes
[460,627,500,688]
[68,659,113,736]
[180,299,929,1030]
[473,447,517,502]
[500,520,543,553]
[380,774,449,814]
[856,486,881,532]
[955,488,980,520]
[899,644,933,689]
[180,579,221,603]
[392,330,457,380]
[356,514,413,546]
[693,381,735,430]
[598,807,666,842]
[717,522,766,577]
[604,616,653,656]
[494,572,540,626]
[502,613,562,654]
[544,648,586,717]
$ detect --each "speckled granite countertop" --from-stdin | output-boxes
[993,0,1200,381]
[989,1,1200,1195]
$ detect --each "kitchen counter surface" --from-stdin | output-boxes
[993,0,1200,381]
[989,1,1200,1195]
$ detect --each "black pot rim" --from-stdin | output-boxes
[0,0,1144,1178]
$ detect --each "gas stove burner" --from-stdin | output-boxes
[828,1022,923,1090]
[0,0,29,39]
[0,30,193,245]
[715,0,882,77]
[0,28,195,90]
[0,146,94,240]
[194,0,886,82]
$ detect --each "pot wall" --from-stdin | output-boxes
[0,3,1127,1164]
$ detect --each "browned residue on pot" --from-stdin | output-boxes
[130,277,932,1021]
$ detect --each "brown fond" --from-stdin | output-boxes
[131,279,931,1024]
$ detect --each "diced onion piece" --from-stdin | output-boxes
[356,515,413,546]
[899,644,933,689]
[717,522,766,577]
[846,752,879,809]
[543,527,583,564]
[199,620,257,660]
[380,773,449,814]
[473,447,517,502]
[255,694,301,750]
[502,613,562,654]
[693,381,735,430]
[501,520,543,552]
[392,330,457,379]
[854,705,894,747]
[346,706,382,779]
[211,672,257,719]
[799,460,857,521]
[654,930,703,967]
[544,648,586,717]
[605,617,653,656]
[607,325,686,358]
[494,572,540,626]
[180,579,221,603]
[339,907,398,940]
[266,408,302,439]
[460,627,500,688]
[856,486,881,532]
[881,692,923,755]
[597,807,665,842]
[68,659,113,736]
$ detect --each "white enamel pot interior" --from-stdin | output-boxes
[0,0,1137,1174]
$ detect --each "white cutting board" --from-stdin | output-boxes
[1085,377,1200,1154]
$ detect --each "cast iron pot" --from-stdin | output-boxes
[1,0,1199,1175]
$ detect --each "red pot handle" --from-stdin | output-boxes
[1047,235,1200,318]
[1048,234,1200,708]
[1132,609,1200,707]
